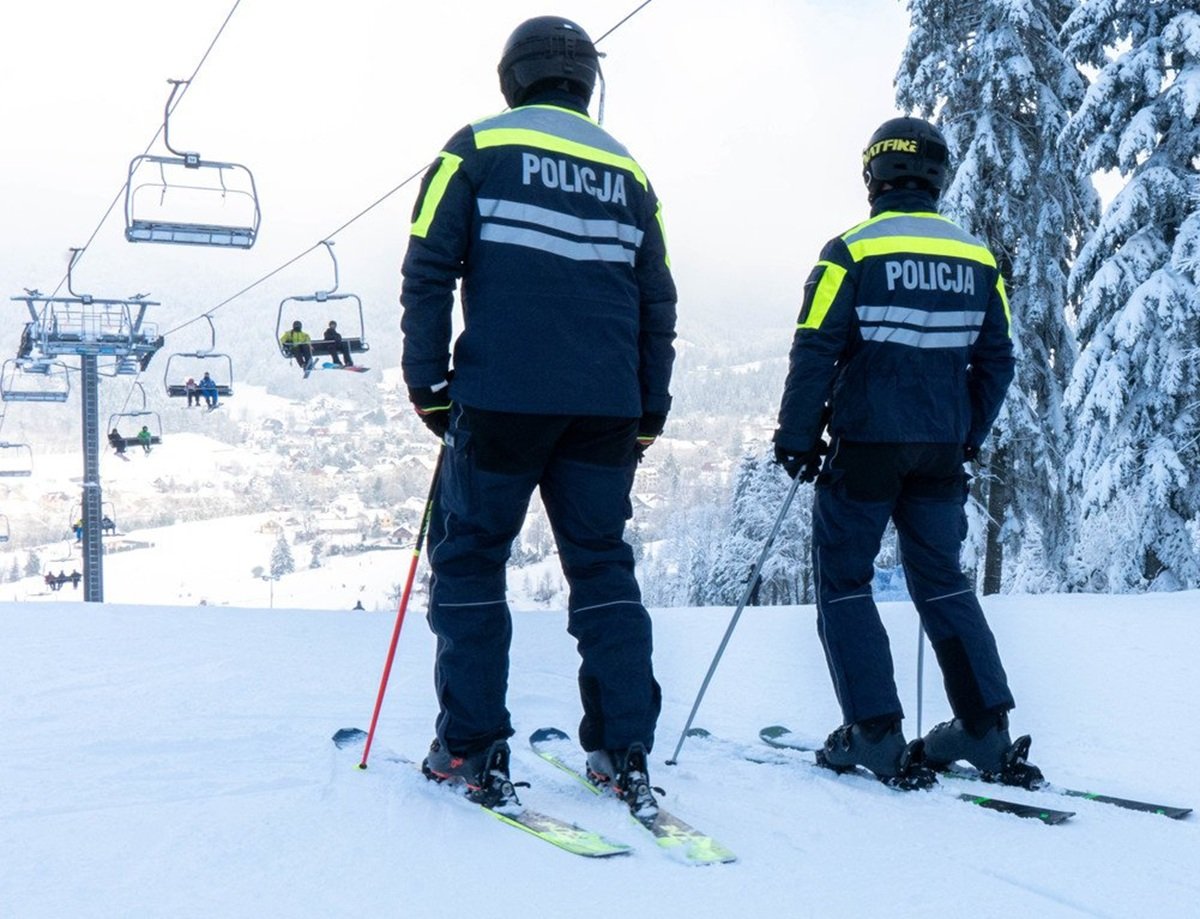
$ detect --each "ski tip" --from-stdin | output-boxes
[529,727,570,744]
[759,724,791,740]
[684,727,712,739]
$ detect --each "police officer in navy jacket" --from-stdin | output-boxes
[401,15,676,811]
[773,117,1038,789]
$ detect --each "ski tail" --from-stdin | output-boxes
[530,727,736,865]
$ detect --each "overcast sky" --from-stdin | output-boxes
[0,0,910,365]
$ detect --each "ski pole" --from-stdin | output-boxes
[665,472,804,765]
[357,446,444,769]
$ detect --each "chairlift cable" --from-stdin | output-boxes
[162,1,656,335]
[56,0,654,346]
[41,0,244,298]
[161,162,430,337]
[594,0,657,44]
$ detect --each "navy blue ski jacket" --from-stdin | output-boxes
[401,93,677,418]
[775,189,1015,452]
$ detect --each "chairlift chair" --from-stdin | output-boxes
[71,502,118,538]
[0,358,70,403]
[0,514,9,544]
[0,441,34,477]
[276,241,370,364]
[163,315,234,398]
[50,537,76,562]
[124,80,261,249]
[107,382,163,451]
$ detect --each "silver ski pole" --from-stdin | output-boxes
[665,473,804,765]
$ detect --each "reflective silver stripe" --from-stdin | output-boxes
[480,224,636,264]
[857,305,985,328]
[473,105,631,158]
[860,326,978,348]
[478,198,643,246]
[844,213,975,245]
[571,599,642,613]
[438,599,508,608]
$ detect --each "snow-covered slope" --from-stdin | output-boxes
[2,591,1196,918]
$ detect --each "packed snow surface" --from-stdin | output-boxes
[3,576,1197,917]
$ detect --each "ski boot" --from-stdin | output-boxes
[422,738,524,814]
[817,719,937,791]
[922,711,1044,789]
[586,743,661,825]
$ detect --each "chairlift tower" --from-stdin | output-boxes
[11,250,163,602]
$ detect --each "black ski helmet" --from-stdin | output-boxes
[862,117,950,197]
[498,16,599,108]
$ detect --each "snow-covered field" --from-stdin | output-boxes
[2,579,1196,918]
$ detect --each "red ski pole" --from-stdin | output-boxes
[357,447,444,769]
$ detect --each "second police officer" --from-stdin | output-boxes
[773,117,1041,789]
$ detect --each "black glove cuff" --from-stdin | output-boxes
[638,411,667,438]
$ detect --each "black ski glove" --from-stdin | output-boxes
[408,380,452,438]
[635,412,667,460]
[774,443,824,483]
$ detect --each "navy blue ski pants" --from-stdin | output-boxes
[426,406,661,757]
[812,441,1015,727]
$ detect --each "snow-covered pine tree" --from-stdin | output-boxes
[1061,0,1200,590]
[638,500,726,607]
[270,533,295,579]
[702,449,814,606]
[897,0,1095,591]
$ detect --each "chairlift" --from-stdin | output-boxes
[124,80,261,249]
[276,241,370,364]
[163,315,234,399]
[42,567,82,592]
[70,502,118,538]
[0,441,34,477]
[107,382,163,452]
[0,358,71,403]
[49,539,75,564]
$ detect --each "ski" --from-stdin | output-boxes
[331,728,630,858]
[954,792,1072,823]
[937,752,1190,820]
[1055,788,1190,819]
[529,727,736,865]
[321,362,370,373]
[753,726,1075,825]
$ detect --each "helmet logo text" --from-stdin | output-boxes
[863,138,919,164]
